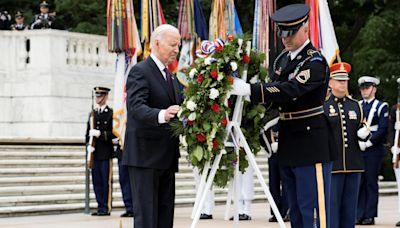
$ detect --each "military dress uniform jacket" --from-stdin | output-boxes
[10,24,28,31]
[250,42,336,167]
[85,106,115,160]
[324,95,364,172]
[31,13,55,29]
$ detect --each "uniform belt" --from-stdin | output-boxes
[279,106,324,121]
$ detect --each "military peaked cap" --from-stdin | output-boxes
[330,62,351,80]
[93,87,111,96]
[358,76,380,88]
[271,4,310,38]
[40,1,49,7]
[15,11,23,19]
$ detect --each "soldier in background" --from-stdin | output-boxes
[85,87,115,216]
[324,62,366,228]
[356,76,389,225]
[31,1,56,30]
[11,12,28,31]
[114,143,133,217]
[0,10,11,30]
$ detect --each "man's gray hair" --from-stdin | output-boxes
[150,24,179,49]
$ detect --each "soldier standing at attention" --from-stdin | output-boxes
[31,1,55,30]
[10,12,28,31]
[324,62,367,228]
[356,76,389,225]
[230,4,336,227]
[86,87,115,216]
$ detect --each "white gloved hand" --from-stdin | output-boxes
[391,146,400,156]
[358,140,373,151]
[395,121,400,131]
[231,78,251,96]
[357,126,370,140]
[87,145,95,153]
[89,129,101,138]
[271,142,278,153]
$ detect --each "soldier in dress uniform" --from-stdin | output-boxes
[85,87,115,216]
[389,99,400,227]
[323,62,366,228]
[0,10,12,30]
[356,76,389,225]
[231,4,336,227]
[31,1,55,30]
[10,12,28,31]
[114,143,134,217]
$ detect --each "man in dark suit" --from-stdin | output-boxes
[231,4,336,227]
[85,87,115,216]
[123,24,182,228]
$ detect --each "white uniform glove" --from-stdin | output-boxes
[271,142,278,153]
[395,121,400,131]
[357,126,370,140]
[87,145,95,153]
[358,140,373,151]
[392,146,400,156]
[89,129,101,138]
[231,78,251,96]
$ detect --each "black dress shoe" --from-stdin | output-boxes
[91,212,110,216]
[355,218,363,225]
[239,214,251,220]
[200,213,213,219]
[396,220,400,226]
[268,216,278,222]
[120,212,134,217]
[361,218,375,225]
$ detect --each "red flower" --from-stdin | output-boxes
[210,70,218,80]
[227,76,234,85]
[197,74,204,84]
[212,139,219,151]
[215,45,223,53]
[221,117,228,127]
[196,133,206,142]
[188,120,194,126]
[211,103,220,113]
[242,54,250,64]
[227,36,234,41]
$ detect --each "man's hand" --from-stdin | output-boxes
[395,121,400,131]
[164,105,180,122]
[231,78,251,96]
[87,145,95,153]
[89,129,101,138]
[391,146,399,156]
[357,126,370,140]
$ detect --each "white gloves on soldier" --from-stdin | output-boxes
[231,78,251,96]
[87,145,95,153]
[89,129,101,138]
[395,122,400,131]
[392,146,400,156]
[359,140,373,151]
[271,142,278,153]
[357,126,370,140]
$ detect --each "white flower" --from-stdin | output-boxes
[249,75,259,84]
[209,88,219,100]
[217,73,224,81]
[221,149,227,155]
[238,39,243,48]
[230,62,238,71]
[204,57,212,65]
[189,68,198,79]
[186,100,197,111]
[188,112,196,121]
[177,108,183,120]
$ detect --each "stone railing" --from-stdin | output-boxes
[0,30,116,137]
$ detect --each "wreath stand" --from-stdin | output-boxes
[190,41,286,228]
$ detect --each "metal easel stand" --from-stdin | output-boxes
[190,41,286,228]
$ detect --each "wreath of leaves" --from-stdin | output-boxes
[172,37,268,187]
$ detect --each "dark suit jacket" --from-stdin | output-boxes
[123,57,182,171]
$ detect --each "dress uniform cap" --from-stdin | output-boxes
[93,87,111,96]
[330,62,351,80]
[40,1,49,7]
[271,4,310,38]
[15,11,23,19]
[358,76,380,88]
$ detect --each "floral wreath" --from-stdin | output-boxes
[172,37,268,187]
